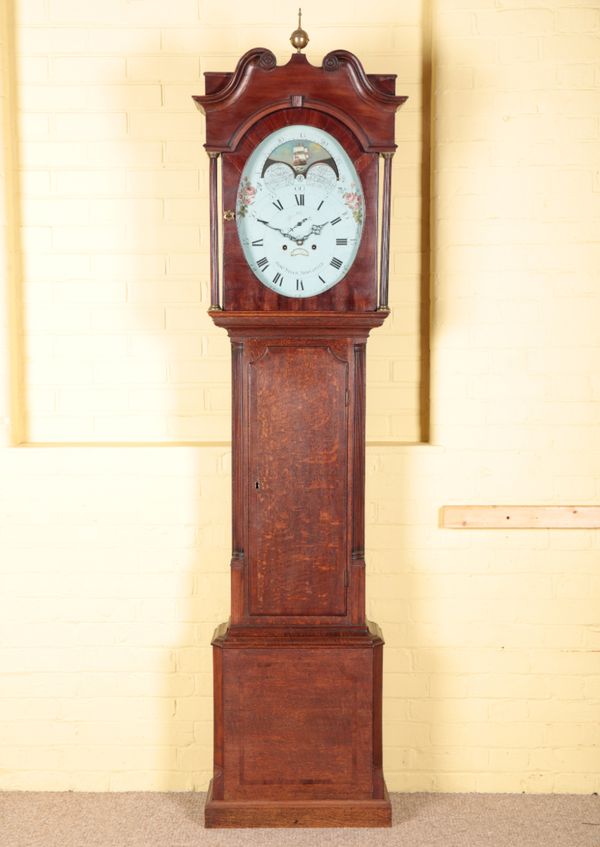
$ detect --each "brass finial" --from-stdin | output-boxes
[290,8,309,53]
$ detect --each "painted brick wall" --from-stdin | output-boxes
[1,0,599,793]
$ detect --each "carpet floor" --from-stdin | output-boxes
[1,791,600,847]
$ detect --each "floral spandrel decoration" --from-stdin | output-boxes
[237,177,256,217]
[342,187,363,224]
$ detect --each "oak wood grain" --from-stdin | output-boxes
[248,344,348,617]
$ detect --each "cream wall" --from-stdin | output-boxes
[1,0,599,793]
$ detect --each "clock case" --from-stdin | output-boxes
[194,48,405,828]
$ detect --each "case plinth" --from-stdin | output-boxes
[205,622,391,828]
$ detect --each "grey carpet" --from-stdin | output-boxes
[1,791,600,847]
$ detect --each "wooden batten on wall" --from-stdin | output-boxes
[440,506,600,529]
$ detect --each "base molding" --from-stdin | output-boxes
[204,780,392,828]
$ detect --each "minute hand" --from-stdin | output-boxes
[259,220,307,243]
[258,220,296,241]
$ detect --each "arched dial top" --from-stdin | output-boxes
[236,125,364,299]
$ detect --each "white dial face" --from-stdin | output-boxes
[236,124,364,299]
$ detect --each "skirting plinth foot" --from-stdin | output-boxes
[204,780,392,828]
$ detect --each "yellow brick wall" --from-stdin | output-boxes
[1,0,599,793]
[14,0,422,443]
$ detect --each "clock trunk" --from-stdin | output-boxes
[205,312,390,827]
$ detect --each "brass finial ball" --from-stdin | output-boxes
[290,8,309,52]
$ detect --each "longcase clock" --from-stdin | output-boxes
[193,17,406,828]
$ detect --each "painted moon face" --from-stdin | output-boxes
[236,124,364,298]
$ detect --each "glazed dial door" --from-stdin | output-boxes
[236,125,364,299]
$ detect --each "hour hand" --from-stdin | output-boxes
[310,221,330,235]
[287,217,308,234]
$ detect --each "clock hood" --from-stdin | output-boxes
[193,48,407,155]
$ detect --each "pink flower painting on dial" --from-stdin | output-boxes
[343,187,363,224]
[237,177,256,217]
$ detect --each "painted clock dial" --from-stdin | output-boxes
[236,124,364,299]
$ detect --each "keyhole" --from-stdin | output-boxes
[255,481,260,490]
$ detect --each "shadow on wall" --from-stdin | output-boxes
[368,0,439,794]
[122,33,230,792]
[9,9,226,790]
[1,0,27,445]
[419,0,433,446]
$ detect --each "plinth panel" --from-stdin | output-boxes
[223,646,371,799]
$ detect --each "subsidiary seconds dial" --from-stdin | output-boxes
[236,124,364,298]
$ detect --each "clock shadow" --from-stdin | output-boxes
[110,31,233,800]
[362,0,444,806]
[364,448,423,808]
